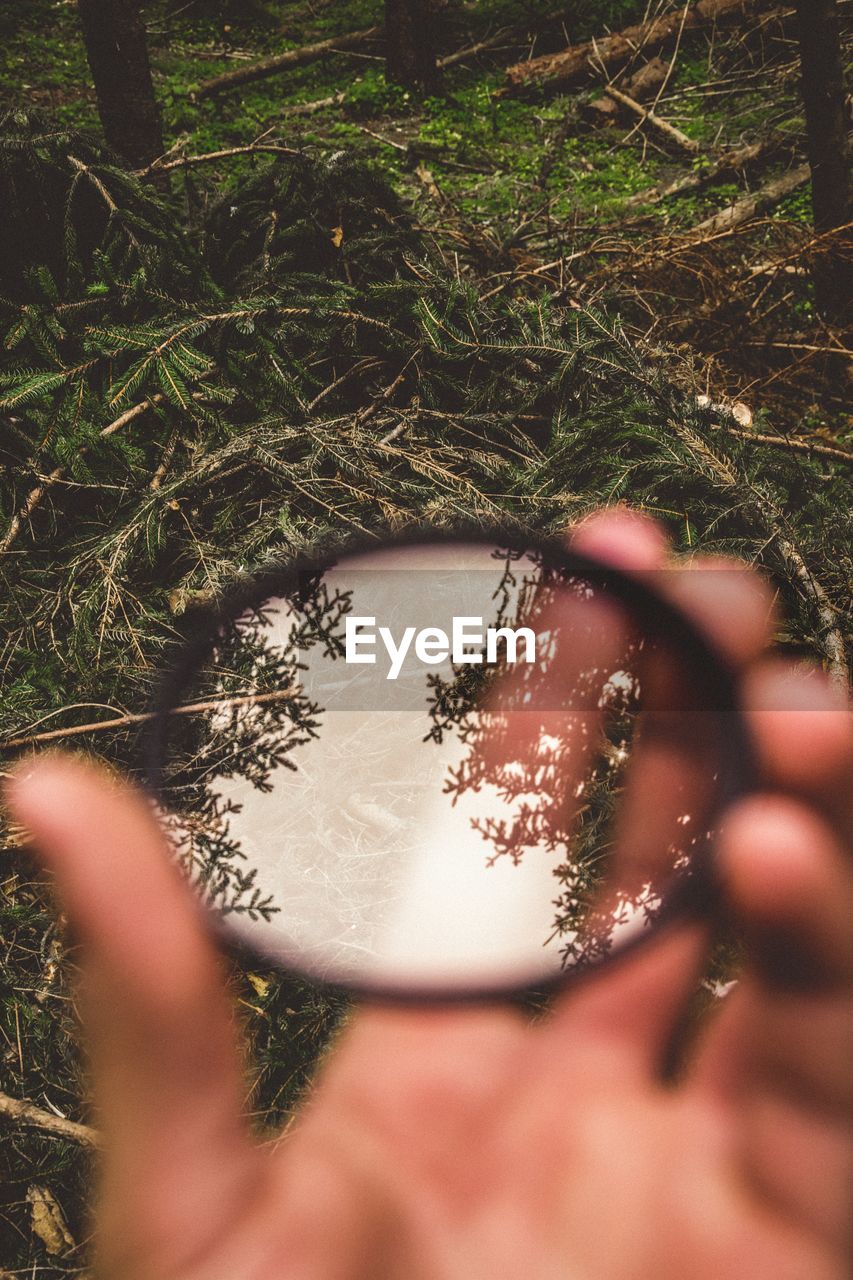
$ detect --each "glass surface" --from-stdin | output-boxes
[153,541,731,995]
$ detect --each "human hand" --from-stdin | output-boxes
[4,510,851,1280]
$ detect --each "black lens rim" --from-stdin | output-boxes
[142,521,757,1003]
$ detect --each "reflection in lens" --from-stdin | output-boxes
[153,542,728,994]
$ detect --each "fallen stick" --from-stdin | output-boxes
[279,90,347,116]
[0,1092,99,1148]
[713,425,853,464]
[137,141,302,178]
[1,687,299,753]
[504,0,786,93]
[437,29,513,70]
[603,83,699,155]
[248,33,509,121]
[357,123,409,152]
[439,7,576,73]
[149,426,181,490]
[692,162,810,235]
[625,138,778,206]
[193,25,380,99]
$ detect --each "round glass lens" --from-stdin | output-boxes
[147,537,746,997]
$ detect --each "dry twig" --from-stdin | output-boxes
[279,91,347,117]
[149,426,181,490]
[438,29,513,71]
[712,424,853,464]
[604,84,699,155]
[0,1092,99,1148]
[193,25,380,99]
[137,142,302,177]
[1,687,299,753]
[625,138,780,206]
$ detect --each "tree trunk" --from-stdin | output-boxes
[794,0,850,321]
[76,0,164,170]
[385,0,437,91]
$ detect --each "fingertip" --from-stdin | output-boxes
[4,750,117,802]
[3,752,144,869]
[568,506,670,571]
[747,658,850,714]
[3,752,216,1000]
[4,757,251,1199]
[4,752,88,851]
[718,794,853,986]
[668,556,777,667]
[719,796,827,911]
[745,661,852,795]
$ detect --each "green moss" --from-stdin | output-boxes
[777,183,814,224]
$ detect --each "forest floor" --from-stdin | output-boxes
[1,0,850,437]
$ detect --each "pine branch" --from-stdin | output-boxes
[0,394,201,556]
[671,419,849,684]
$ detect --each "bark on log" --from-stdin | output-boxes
[625,137,779,207]
[504,0,785,93]
[194,26,381,99]
[624,56,669,102]
[693,162,810,234]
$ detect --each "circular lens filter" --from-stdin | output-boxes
[144,527,754,1000]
